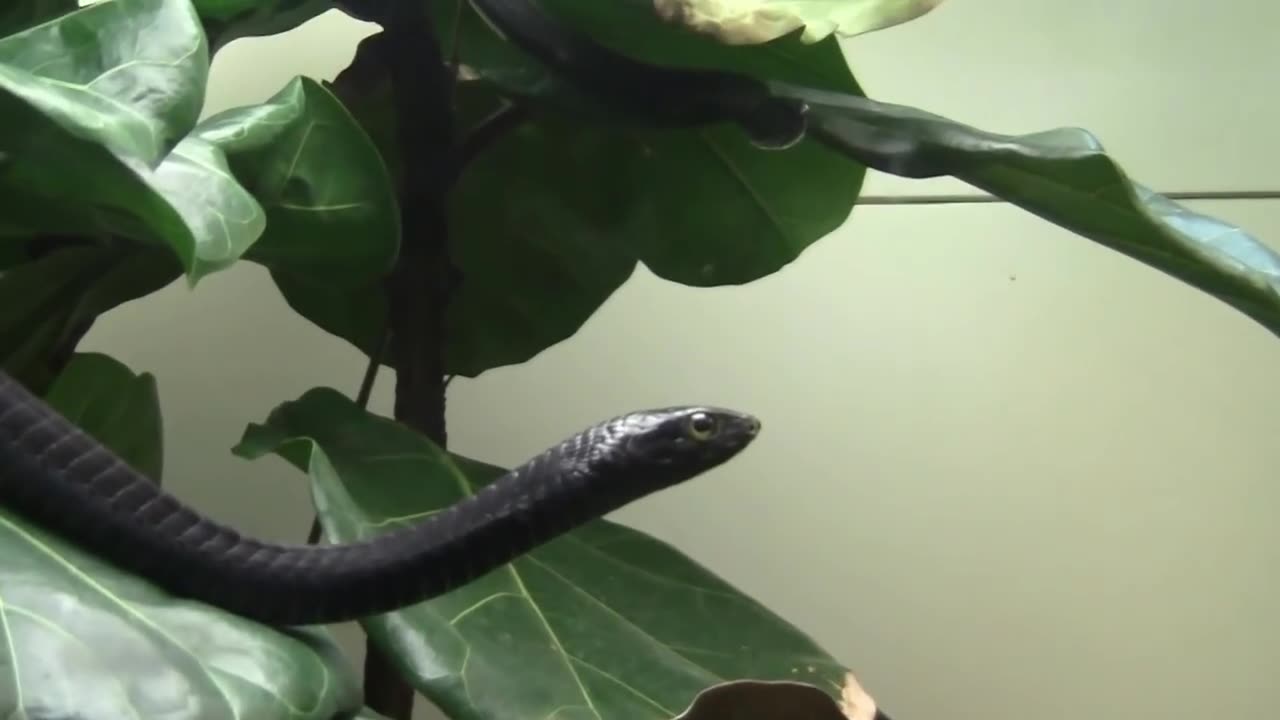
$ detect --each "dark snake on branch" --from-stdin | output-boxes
[0,0,790,626]
[464,0,811,148]
[0,368,759,624]
[0,6,893,719]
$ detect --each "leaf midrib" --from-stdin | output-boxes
[447,457,603,719]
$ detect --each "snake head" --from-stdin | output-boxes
[611,406,761,483]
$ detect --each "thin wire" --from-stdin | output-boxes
[855,190,1280,205]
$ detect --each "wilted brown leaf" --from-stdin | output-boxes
[675,671,881,719]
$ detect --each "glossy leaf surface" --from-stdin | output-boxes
[0,0,230,278]
[0,0,205,163]
[234,388,851,720]
[449,0,867,96]
[42,352,165,482]
[0,0,76,36]
[0,358,362,720]
[308,6,865,376]
[792,86,1280,337]
[198,76,399,284]
[0,0,396,285]
[0,245,180,392]
[195,0,335,50]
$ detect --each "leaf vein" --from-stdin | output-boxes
[4,603,142,720]
[561,533,741,600]
[0,596,26,720]
[447,592,522,626]
[507,561,601,719]
[568,653,674,716]
[0,514,238,716]
[524,556,721,683]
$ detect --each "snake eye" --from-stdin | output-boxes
[686,412,718,441]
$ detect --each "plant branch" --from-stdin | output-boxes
[353,0,460,717]
[304,324,389,545]
[458,101,530,170]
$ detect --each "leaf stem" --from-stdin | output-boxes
[458,101,530,170]
[304,324,389,545]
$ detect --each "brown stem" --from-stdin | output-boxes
[356,0,460,717]
[458,101,530,170]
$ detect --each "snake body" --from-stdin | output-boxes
[0,369,759,625]
[383,0,811,148]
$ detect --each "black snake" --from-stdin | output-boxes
[0,368,759,624]
[465,0,810,148]
[0,0,784,628]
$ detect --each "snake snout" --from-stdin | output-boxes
[710,408,761,446]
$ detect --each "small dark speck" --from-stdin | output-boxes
[1008,274,1017,281]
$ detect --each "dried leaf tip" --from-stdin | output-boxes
[838,671,879,720]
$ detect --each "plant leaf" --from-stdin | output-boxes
[313,6,864,376]
[0,244,23,271]
[446,0,866,105]
[198,76,400,284]
[0,0,252,280]
[0,4,394,284]
[144,134,268,279]
[0,362,362,720]
[0,0,206,164]
[42,352,165,482]
[233,388,852,720]
[0,244,180,392]
[653,0,946,45]
[195,0,335,51]
[442,103,860,376]
[674,675,878,720]
[789,86,1280,338]
[0,0,77,37]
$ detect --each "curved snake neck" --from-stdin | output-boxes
[460,0,809,147]
[0,369,758,625]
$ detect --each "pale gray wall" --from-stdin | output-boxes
[81,3,1280,719]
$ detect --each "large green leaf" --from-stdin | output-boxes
[0,0,205,164]
[0,0,77,37]
[195,0,335,51]
[0,1,395,284]
[789,86,1280,337]
[304,5,864,376]
[0,243,23,270]
[142,133,268,279]
[535,0,886,87]
[0,360,362,720]
[0,244,180,392]
[441,105,858,376]
[42,352,165,482]
[443,0,864,117]
[233,388,851,720]
[0,0,242,280]
[197,76,400,284]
